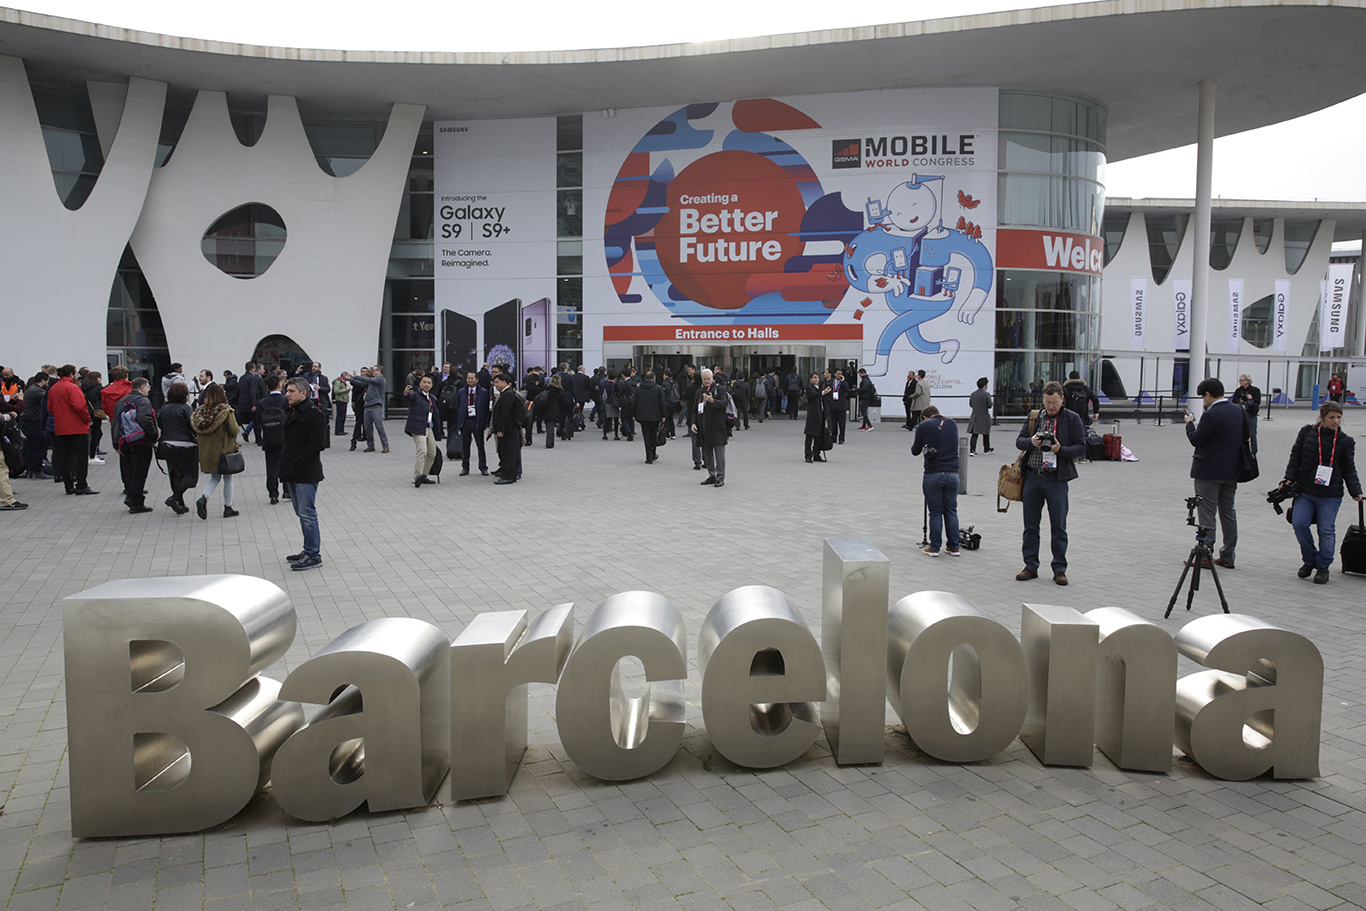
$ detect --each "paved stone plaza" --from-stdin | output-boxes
[3,407,1366,911]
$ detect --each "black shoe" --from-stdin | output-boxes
[1314,568,1329,584]
[128,505,153,514]
[350,441,357,451]
[270,496,279,505]
[805,456,813,463]
[693,463,702,470]
[459,468,470,476]
[701,477,716,485]
[284,552,304,562]
[495,478,516,485]
[420,477,435,485]
[1298,564,1314,578]
[0,501,28,510]
[714,479,725,488]
[415,476,425,488]
[223,506,239,518]
[282,492,290,500]
[480,469,489,476]
[291,554,323,571]
[74,488,98,495]
[196,496,208,520]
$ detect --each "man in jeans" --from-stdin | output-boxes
[351,364,389,453]
[911,406,961,556]
[280,378,327,571]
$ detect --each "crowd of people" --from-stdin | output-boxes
[3,357,1362,585]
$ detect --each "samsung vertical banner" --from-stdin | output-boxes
[434,119,557,378]
[1227,279,1243,353]
[1129,277,1146,350]
[1273,280,1290,353]
[1320,263,1353,352]
[582,90,999,399]
[1172,279,1191,352]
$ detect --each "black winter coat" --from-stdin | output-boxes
[280,398,327,484]
[1284,423,1361,500]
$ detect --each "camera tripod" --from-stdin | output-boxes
[1164,524,1231,618]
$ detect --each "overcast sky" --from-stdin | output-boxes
[13,0,1366,203]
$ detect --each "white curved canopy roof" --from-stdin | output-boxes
[1,0,1363,161]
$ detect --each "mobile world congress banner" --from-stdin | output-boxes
[434,119,557,378]
[582,90,999,398]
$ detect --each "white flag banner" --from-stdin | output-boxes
[1321,263,1353,352]
[1227,279,1243,353]
[1130,277,1147,350]
[1273,280,1290,353]
[1172,279,1191,351]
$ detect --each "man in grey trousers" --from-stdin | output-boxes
[352,365,390,453]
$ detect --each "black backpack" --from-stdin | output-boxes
[1064,383,1091,420]
[260,401,287,452]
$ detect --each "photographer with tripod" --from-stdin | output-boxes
[1184,378,1252,570]
[1278,400,1362,584]
[911,406,961,556]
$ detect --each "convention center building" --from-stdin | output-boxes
[3,0,1365,414]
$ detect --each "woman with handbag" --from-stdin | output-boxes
[157,381,199,515]
[190,383,242,519]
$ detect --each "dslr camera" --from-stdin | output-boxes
[921,445,938,460]
[1035,430,1056,448]
[1267,481,1298,516]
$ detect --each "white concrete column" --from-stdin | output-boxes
[1186,80,1216,415]
[1356,231,1366,357]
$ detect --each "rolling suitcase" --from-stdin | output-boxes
[1103,433,1122,461]
[1341,499,1366,575]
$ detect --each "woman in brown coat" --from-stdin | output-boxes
[190,383,241,519]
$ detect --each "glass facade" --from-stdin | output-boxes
[995,92,1107,414]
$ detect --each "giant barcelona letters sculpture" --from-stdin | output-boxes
[63,539,1323,837]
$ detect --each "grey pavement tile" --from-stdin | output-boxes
[8,416,1366,909]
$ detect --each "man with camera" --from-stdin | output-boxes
[1184,377,1251,570]
[1016,381,1087,585]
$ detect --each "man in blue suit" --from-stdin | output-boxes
[1185,377,1252,569]
[453,371,491,476]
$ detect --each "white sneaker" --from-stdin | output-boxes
[88,457,104,465]
[921,545,939,557]
[969,451,976,457]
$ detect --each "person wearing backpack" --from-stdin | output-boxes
[258,375,289,504]
[1062,371,1099,426]
[115,376,158,514]
[751,372,768,423]
[618,366,639,441]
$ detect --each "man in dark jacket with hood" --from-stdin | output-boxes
[634,370,667,464]
[280,378,327,570]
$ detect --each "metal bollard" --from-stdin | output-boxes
[958,437,968,494]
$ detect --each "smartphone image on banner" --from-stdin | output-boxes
[442,309,478,379]
[521,298,551,372]
[484,299,521,376]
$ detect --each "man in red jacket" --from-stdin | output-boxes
[48,365,97,496]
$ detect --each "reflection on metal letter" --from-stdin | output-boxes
[698,586,825,768]
[1087,607,1175,773]
[1020,604,1099,767]
[63,575,303,837]
[556,592,686,781]
[449,605,573,800]
[887,592,1028,762]
[272,618,451,821]
[1175,614,1322,780]
[821,538,889,765]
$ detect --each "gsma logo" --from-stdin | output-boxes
[831,139,861,170]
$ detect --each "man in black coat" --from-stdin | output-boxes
[453,372,491,475]
[1185,377,1252,569]
[827,368,850,444]
[692,368,730,487]
[237,361,267,445]
[634,370,667,464]
[115,377,158,514]
[489,373,523,485]
[280,378,328,570]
